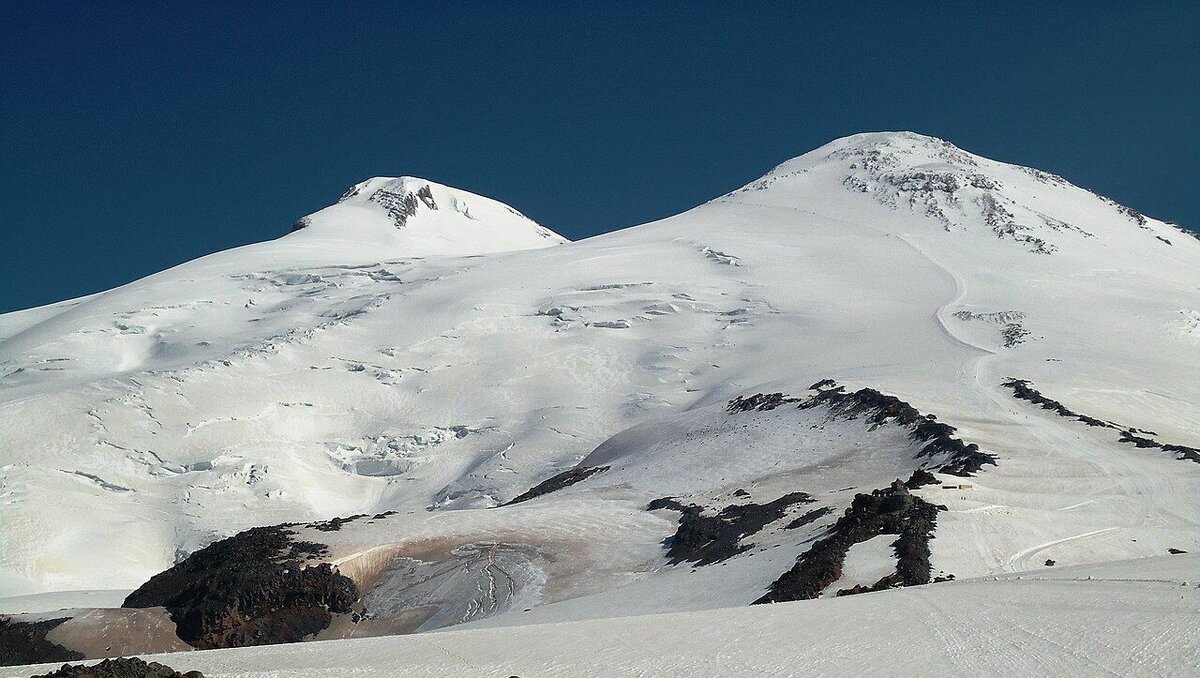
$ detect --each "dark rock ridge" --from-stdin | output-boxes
[650,492,815,566]
[123,525,358,650]
[727,392,800,413]
[646,497,688,512]
[31,657,203,678]
[310,510,397,532]
[730,380,996,477]
[1170,224,1200,242]
[1115,431,1200,463]
[799,381,997,476]
[783,506,835,530]
[754,472,944,603]
[504,465,610,505]
[1003,378,1200,463]
[1002,378,1110,427]
[904,468,939,488]
[0,616,83,667]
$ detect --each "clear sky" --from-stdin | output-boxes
[2,2,1197,312]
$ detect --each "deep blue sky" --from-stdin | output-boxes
[2,2,1197,312]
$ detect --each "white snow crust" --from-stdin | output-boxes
[1,132,1196,675]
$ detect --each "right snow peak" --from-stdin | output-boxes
[722,131,1190,254]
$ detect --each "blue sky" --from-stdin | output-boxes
[2,2,1197,312]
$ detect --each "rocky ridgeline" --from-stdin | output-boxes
[755,471,945,603]
[729,380,996,601]
[1003,378,1200,463]
[31,658,202,678]
[504,465,610,505]
[731,380,996,477]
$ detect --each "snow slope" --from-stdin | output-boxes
[0,132,1196,672]
[6,555,1196,677]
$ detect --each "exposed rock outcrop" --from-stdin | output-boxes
[651,492,815,566]
[755,477,943,603]
[30,657,202,678]
[0,617,83,667]
[123,526,357,649]
[505,465,610,505]
[1003,378,1200,463]
[795,381,997,476]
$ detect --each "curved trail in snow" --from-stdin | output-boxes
[735,205,1150,575]
[885,232,1180,574]
[1005,527,1122,571]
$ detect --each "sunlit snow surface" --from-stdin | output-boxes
[5,556,1196,677]
[1,133,1197,674]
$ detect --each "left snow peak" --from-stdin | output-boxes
[286,177,568,256]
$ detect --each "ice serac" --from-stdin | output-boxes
[287,176,568,256]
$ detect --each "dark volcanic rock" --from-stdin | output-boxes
[798,382,996,476]
[31,657,203,678]
[727,392,799,413]
[755,484,942,603]
[904,468,939,489]
[646,497,688,512]
[656,492,815,566]
[415,184,437,209]
[783,506,834,530]
[0,617,83,667]
[310,514,367,532]
[725,382,995,477]
[1001,322,1030,347]
[505,465,610,505]
[1167,548,1187,555]
[1004,378,1200,463]
[1117,431,1200,463]
[1003,378,1112,427]
[123,525,358,649]
[1170,224,1200,242]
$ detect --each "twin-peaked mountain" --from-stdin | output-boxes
[0,133,1196,661]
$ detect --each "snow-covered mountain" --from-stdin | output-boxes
[289,176,567,254]
[1,132,1197,672]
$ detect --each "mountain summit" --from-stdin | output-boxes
[722,131,1190,255]
[288,176,568,256]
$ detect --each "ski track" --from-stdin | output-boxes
[1005,527,1122,571]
